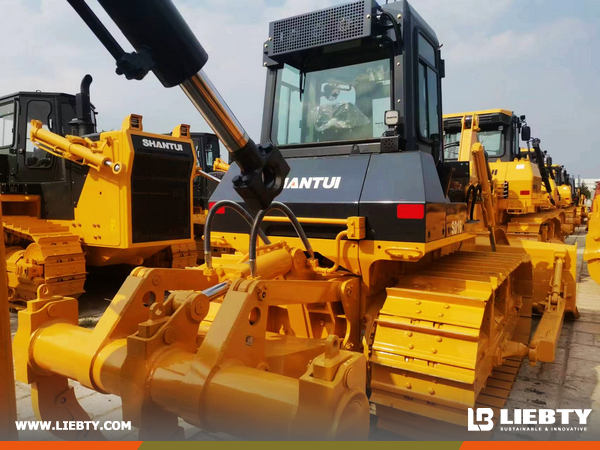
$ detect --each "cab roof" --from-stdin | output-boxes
[443,109,513,119]
[0,91,76,103]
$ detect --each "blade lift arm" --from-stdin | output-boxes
[30,120,121,174]
[458,114,508,250]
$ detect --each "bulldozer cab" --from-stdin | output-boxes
[551,165,566,186]
[191,132,221,173]
[211,0,468,245]
[260,0,443,159]
[190,132,222,211]
[0,91,96,190]
[443,109,524,163]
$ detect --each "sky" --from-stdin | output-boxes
[1,0,599,177]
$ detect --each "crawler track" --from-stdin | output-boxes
[368,251,533,437]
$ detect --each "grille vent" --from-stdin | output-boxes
[270,0,371,56]
[131,152,193,244]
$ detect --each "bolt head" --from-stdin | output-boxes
[163,327,177,345]
[194,300,206,316]
[48,304,58,317]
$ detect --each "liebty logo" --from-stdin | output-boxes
[468,408,494,431]
[468,408,593,432]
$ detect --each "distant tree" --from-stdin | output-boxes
[580,182,591,199]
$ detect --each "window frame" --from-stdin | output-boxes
[415,30,441,144]
[0,100,17,149]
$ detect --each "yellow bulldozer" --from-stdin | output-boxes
[548,164,583,231]
[12,0,579,441]
[0,75,235,309]
[584,182,600,284]
[443,109,569,243]
[0,76,202,308]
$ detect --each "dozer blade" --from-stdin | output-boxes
[370,251,532,437]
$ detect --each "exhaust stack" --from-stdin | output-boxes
[69,74,96,136]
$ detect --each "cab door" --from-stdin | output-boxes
[15,95,60,183]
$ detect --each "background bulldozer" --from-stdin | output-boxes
[549,164,583,231]
[0,77,227,308]
[443,110,570,243]
[12,0,579,441]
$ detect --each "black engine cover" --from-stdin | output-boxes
[209,151,467,244]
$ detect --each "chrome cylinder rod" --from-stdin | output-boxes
[180,71,250,154]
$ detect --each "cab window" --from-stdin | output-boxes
[443,131,461,160]
[272,59,392,146]
[478,128,505,158]
[25,100,54,169]
[417,34,440,141]
[204,142,216,170]
[60,102,77,136]
[0,102,15,147]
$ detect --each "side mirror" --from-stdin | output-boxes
[521,126,531,142]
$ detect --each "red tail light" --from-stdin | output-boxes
[209,202,225,214]
[397,204,425,219]
[520,190,531,196]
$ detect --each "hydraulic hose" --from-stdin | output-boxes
[249,202,314,277]
[204,200,270,268]
[380,11,404,53]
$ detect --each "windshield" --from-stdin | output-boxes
[443,127,505,160]
[272,59,391,146]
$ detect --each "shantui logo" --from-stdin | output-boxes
[141,138,184,152]
[468,408,592,432]
[284,177,341,190]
